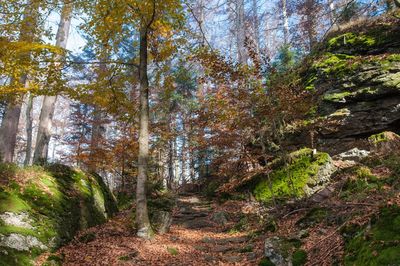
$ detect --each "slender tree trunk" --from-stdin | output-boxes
[281,0,290,44]
[135,27,153,239]
[305,0,317,50]
[189,135,195,182]
[180,125,187,185]
[0,1,39,163]
[33,1,72,164]
[252,0,261,51]
[24,94,34,166]
[235,0,247,64]
[167,138,174,190]
[89,106,105,171]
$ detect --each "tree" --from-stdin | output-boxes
[0,0,41,162]
[33,1,73,164]
[84,0,184,238]
[281,0,290,44]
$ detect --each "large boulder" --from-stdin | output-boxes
[253,148,336,203]
[368,131,400,155]
[0,163,117,265]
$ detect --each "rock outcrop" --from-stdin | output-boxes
[285,17,400,155]
[0,164,117,265]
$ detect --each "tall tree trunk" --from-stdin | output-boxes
[33,1,72,164]
[180,121,187,185]
[188,122,195,183]
[0,95,25,162]
[135,27,153,239]
[89,106,105,171]
[281,0,290,44]
[24,94,34,166]
[0,0,39,163]
[252,0,261,51]
[167,138,174,190]
[305,0,317,50]
[235,0,247,64]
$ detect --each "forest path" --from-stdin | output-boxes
[51,194,263,265]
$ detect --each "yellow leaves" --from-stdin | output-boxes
[0,39,64,97]
[0,40,62,55]
[0,86,29,96]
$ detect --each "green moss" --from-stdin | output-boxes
[386,54,400,62]
[0,247,39,266]
[296,208,330,228]
[78,232,96,243]
[0,224,38,238]
[340,166,382,201]
[326,21,400,54]
[363,154,400,178]
[263,218,278,232]
[323,91,352,102]
[0,163,18,184]
[240,244,254,253]
[229,215,249,233]
[328,32,376,51]
[292,249,307,266]
[304,74,317,91]
[259,258,275,266]
[313,53,358,77]
[344,206,400,265]
[253,149,330,203]
[369,132,390,144]
[167,247,179,256]
[116,192,134,210]
[0,163,117,265]
[42,254,64,266]
[0,189,30,213]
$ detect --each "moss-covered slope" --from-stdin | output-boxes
[0,163,117,266]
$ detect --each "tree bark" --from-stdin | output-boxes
[135,27,153,239]
[89,106,105,171]
[167,138,174,190]
[281,0,290,44]
[33,1,72,164]
[24,93,34,166]
[0,0,39,163]
[251,0,261,51]
[235,0,248,64]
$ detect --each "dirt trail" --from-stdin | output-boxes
[53,194,263,265]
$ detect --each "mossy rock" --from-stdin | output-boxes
[253,149,335,203]
[0,163,117,265]
[325,19,400,55]
[297,208,330,229]
[369,131,400,155]
[343,205,400,265]
[264,237,306,266]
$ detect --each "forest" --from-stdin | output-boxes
[0,0,400,265]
